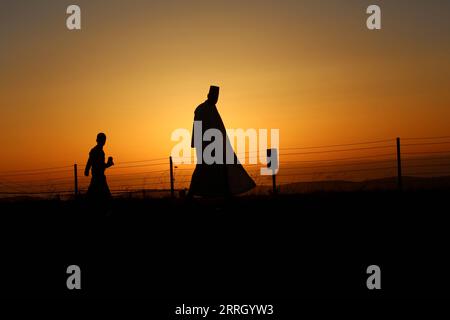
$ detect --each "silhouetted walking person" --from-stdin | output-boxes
[85,133,114,203]
[188,86,255,198]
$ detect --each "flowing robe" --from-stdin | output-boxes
[188,101,256,197]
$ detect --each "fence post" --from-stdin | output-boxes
[267,149,278,195]
[169,156,175,198]
[74,163,78,197]
[396,137,403,191]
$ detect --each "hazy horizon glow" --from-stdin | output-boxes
[1,0,450,173]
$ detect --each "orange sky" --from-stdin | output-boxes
[1,0,450,172]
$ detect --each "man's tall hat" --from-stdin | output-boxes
[208,85,220,96]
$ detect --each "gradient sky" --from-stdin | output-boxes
[1,0,450,171]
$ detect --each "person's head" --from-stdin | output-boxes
[96,132,107,146]
[207,85,220,105]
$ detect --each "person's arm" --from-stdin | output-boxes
[84,156,92,177]
[105,156,114,169]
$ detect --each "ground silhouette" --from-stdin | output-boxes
[1,189,449,299]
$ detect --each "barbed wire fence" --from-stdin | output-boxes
[1,136,450,199]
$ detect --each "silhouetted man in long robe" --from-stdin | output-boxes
[188,86,255,197]
[85,132,114,201]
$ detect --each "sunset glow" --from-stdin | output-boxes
[1,0,450,177]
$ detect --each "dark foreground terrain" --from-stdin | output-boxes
[1,190,449,303]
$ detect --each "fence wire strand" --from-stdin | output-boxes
[1,136,450,196]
